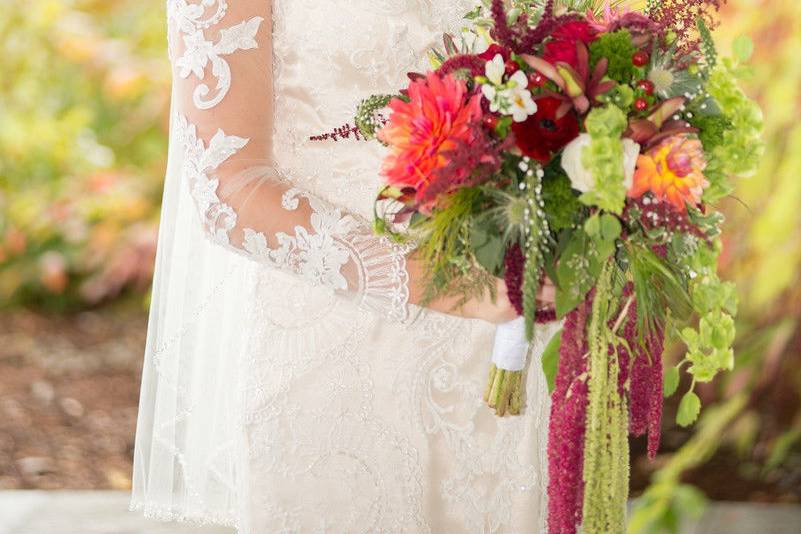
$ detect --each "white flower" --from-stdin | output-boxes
[481,84,501,113]
[561,134,641,193]
[503,71,537,122]
[481,57,537,122]
[485,53,505,85]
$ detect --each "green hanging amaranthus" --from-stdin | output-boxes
[581,259,633,533]
[522,161,550,341]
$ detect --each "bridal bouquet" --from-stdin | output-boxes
[316,0,762,531]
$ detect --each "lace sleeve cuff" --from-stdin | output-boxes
[350,234,415,324]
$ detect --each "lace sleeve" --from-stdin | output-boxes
[167,0,412,322]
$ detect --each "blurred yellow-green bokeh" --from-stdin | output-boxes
[0,0,799,528]
[1,0,169,309]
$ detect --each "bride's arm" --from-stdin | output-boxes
[168,0,521,324]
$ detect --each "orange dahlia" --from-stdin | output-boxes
[377,72,483,206]
[628,135,709,212]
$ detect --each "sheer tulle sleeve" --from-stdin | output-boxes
[168,0,412,322]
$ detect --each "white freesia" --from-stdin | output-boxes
[485,53,505,85]
[481,54,505,113]
[561,134,642,193]
[503,71,537,122]
[481,84,500,113]
[481,55,537,122]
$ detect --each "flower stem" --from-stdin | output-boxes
[484,365,526,417]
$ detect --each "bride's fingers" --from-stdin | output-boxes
[537,280,556,306]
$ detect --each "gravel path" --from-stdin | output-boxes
[0,491,231,534]
[1,491,801,534]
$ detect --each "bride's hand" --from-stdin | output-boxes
[406,252,557,324]
[536,275,556,311]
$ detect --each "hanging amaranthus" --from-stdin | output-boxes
[629,319,666,459]
[581,260,631,534]
[489,0,583,54]
[547,292,593,534]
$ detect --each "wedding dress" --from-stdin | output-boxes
[131,1,561,532]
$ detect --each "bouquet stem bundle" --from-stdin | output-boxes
[484,363,525,416]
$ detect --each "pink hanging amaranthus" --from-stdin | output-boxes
[629,322,666,459]
[547,293,593,534]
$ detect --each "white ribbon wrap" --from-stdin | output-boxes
[491,316,529,372]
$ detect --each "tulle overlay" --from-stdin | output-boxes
[132,1,561,532]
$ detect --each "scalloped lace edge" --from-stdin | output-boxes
[129,499,241,532]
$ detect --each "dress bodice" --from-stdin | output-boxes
[134,4,557,532]
[271,0,476,218]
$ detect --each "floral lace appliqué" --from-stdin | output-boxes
[168,0,263,109]
[175,112,247,243]
[241,190,359,292]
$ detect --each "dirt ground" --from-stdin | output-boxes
[0,309,146,490]
[0,309,799,503]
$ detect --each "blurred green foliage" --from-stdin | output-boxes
[631,0,801,530]
[0,0,169,310]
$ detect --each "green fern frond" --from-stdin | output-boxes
[355,94,394,140]
[626,241,693,340]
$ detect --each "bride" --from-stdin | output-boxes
[131,1,560,532]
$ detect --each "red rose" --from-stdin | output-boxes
[542,21,598,69]
[511,97,580,163]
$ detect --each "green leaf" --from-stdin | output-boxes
[732,35,754,63]
[600,214,622,241]
[471,224,505,276]
[555,230,604,317]
[680,327,699,350]
[677,391,702,427]
[595,235,616,262]
[507,8,522,25]
[663,366,680,398]
[541,328,563,394]
[495,115,514,138]
[584,213,601,236]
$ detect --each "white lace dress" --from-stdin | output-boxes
[131,1,560,532]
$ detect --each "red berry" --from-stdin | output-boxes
[632,50,650,67]
[483,115,499,128]
[634,97,649,111]
[528,71,546,88]
[505,59,519,76]
[636,79,655,95]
